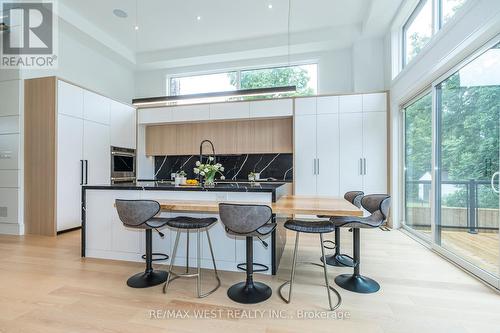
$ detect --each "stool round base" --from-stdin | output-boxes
[227,281,272,304]
[334,274,380,294]
[127,270,168,288]
[321,254,355,267]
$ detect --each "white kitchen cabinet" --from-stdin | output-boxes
[57,80,83,118]
[171,104,209,122]
[339,113,364,195]
[339,94,362,113]
[84,90,110,124]
[84,120,110,185]
[110,101,136,149]
[294,97,316,116]
[295,93,388,197]
[249,99,293,118]
[294,96,340,197]
[362,93,387,112]
[57,114,84,231]
[210,102,250,120]
[137,107,173,124]
[316,113,340,196]
[362,111,387,193]
[317,96,339,114]
[294,115,317,195]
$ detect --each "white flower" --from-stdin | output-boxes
[216,163,221,167]
[200,171,205,176]
[208,156,214,161]
[220,167,225,172]
[220,176,225,180]
[195,161,201,167]
[193,168,199,174]
[204,168,209,173]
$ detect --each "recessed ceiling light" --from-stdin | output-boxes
[196,16,202,21]
[134,25,139,30]
[268,4,273,9]
[113,9,128,18]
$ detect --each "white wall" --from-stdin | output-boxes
[387,0,500,228]
[134,40,386,99]
[0,19,135,235]
[21,20,135,104]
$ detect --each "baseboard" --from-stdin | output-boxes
[0,222,24,235]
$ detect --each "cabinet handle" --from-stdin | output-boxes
[85,160,88,185]
[80,160,84,185]
[359,158,363,175]
[317,158,320,174]
[363,158,367,175]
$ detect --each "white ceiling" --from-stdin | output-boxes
[58,0,403,66]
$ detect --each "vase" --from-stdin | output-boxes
[203,174,216,187]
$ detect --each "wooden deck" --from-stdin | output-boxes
[1,229,500,332]
[411,227,499,275]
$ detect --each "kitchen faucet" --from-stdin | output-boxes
[199,139,216,185]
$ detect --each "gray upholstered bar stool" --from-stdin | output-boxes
[218,203,276,304]
[278,219,342,311]
[333,194,391,294]
[319,191,364,267]
[115,200,171,288]
[162,216,221,298]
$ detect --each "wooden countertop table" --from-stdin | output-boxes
[158,195,363,217]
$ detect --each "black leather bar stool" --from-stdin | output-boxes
[115,200,171,288]
[162,216,221,298]
[319,191,364,267]
[278,219,342,311]
[218,203,276,304]
[333,194,391,294]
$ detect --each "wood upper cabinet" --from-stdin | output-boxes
[145,118,293,156]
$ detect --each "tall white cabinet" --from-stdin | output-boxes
[25,77,136,235]
[294,93,387,197]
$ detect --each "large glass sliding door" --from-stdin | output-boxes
[403,39,500,288]
[435,42,500,280]
[404,93,433,237]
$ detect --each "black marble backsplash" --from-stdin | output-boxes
[154,154,293,181]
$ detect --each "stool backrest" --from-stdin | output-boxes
[361,195,391,221]
[344,191,364,208]
[218,203,272,234]
[115,199,160,227]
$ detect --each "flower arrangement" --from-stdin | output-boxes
[193,156,225,186]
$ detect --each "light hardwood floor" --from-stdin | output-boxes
[0,229,499,333]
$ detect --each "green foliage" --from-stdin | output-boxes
[405,50,500,210]
[227,66,314,100]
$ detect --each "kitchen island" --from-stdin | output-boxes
[82,181,362,275]
[82,181,293,275]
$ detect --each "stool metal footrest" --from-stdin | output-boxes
[163,228,221,299]
[322,240,336,250]
[278,261,342,311]
[141,253,169,262]
[236,262,269,273]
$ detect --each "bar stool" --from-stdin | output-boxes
[319,191,364,267]
[333,194,391,294]
[162,216,221,298]
[278,219,342,311]
[218,203,276,304]
[115,200,171,288]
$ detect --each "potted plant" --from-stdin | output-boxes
[194,157,225,187]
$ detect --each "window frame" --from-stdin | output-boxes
[402,0,468,68]
[166,62,319,97]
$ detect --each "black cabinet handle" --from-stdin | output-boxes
[85,160,88,185]
[80,160,84,185]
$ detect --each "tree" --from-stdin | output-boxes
[228,66,314,99]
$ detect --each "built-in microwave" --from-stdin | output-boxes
[111,146,136,183]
